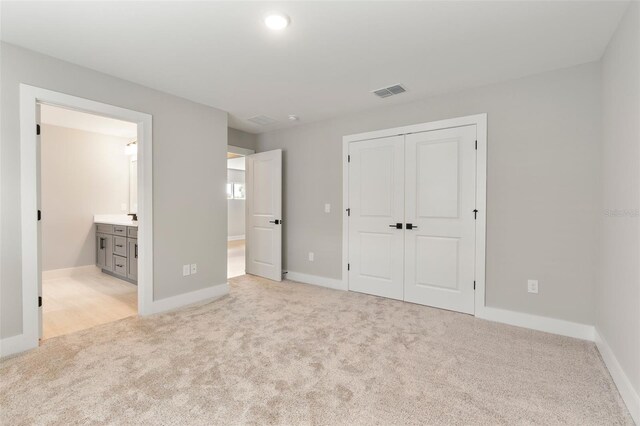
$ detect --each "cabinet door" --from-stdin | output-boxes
[128,239,138,281]
[96,232,113,271]
[96,234,106,268]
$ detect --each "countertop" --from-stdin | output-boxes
[94,214,138,227]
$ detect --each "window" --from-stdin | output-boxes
[233,183,245,200]
[227,182,245,200]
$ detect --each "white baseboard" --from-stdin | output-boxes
[228,235,245,241]
[476,306,595,341]
[144,282,229,315]
[595,329,640,424]
[0,333,37,358]
[286,271,347,291]
[43,265,100,280]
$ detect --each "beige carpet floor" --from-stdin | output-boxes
[0,275,632,425]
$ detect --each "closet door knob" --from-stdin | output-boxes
[406,223,418,230]
[388,223,402,229]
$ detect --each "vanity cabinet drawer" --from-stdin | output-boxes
[113,225,127,236]
[127,227,138,238]
[96,223,114,234]
[113,255,127,277]
[113,236,127,257]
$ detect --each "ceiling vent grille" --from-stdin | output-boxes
[247,115,278,126]
[372,84,407,99]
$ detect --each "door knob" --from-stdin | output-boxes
[269,219,281,225]
[389,223,402,229]
[406,223,418,230]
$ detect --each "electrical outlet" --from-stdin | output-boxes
[527,280,538,294]
[308,252,315,262]
[190,264,197,274]
[324,203,331,213]
[183,264,191,276]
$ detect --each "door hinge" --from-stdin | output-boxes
[347,263,350,271]
[473,209,478,220]
[38,296,42,307]
[37,124,41,136]
[348,155,351,163]
[346,208,351,216]
[37,210,42,221]
[474,281,476,290]
[475,140,477,150]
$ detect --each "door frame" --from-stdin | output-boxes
[342,113,487,316]
[227,145,255,157]
[19,84,154,349]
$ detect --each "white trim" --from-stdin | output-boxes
[286,271,348,291]
[342,113,488,316]
[227,145,255,156]
[344,114,487,143]
[477,307,595,341]
[42,265,100,280]
[595,329,640,424]
[146,283,229,315]
[228,235,246,241]
[0,333,31,358]
[20,85,154,351]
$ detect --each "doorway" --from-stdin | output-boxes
[227,145,254,278]
[20,85,153,350]
[39,104,139,339]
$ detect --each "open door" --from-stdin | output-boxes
[245,149,282,281]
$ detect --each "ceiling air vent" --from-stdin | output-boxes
[247,115,278,126]
[372,84,407,99]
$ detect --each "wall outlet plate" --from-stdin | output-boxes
[183,264,191,276]
[190,263,197,274]
[527,279,539,294]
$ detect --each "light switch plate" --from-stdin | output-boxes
[190,264,197,274]
[308,252,314,261]
[183,265,191,276]
[527,279,538,294]
[324,203,331,213]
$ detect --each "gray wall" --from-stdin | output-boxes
[1,43,228,339]
[41,125,130,271]
[228,168,245,238]
[598,2,640,403]
[228,127,257,151]
[257,62,601,325]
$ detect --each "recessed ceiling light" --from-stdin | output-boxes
[288,115,299,121]
[265,13,290,31]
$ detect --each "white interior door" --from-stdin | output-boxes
[36,103,43,338]
[348,136,405,300]
[404,125,477,314]
[246,149,282,281]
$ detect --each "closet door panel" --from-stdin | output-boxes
[404,125,476,314]
[348,135,404,300]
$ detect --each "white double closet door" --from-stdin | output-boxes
[348,125,477,314]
